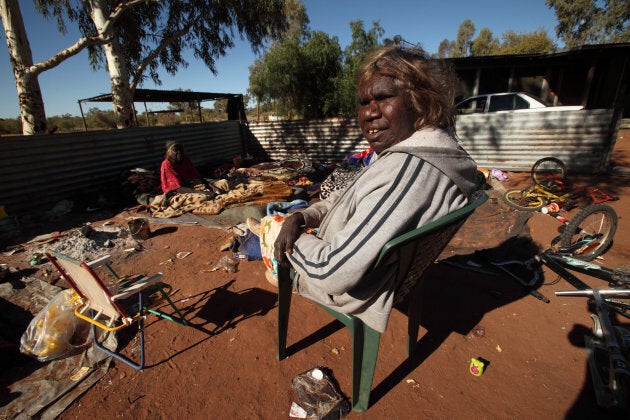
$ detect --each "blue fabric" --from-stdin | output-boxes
[266,199,309,216]
[237,230,262,260]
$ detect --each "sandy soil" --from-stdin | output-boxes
[1,130,629,419]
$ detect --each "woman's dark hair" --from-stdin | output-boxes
[357,46,458,133]
[166,140,183,152]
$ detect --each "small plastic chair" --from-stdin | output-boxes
[277,191,487,411]
[46,252,188,370]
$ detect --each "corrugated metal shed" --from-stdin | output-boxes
[0,109,618,215]
[456,109,616,172]
[246,119,368,163]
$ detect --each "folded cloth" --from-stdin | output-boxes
[266,199,309,216]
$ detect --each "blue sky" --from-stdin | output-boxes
[0,0,561,119]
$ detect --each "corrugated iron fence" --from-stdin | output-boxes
[0,109,618,215]
[0,122,243,214]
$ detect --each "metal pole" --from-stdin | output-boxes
[78,101,88,132]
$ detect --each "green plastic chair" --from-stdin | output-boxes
[277,191,487,412]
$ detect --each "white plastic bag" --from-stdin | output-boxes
[20,289,92,362]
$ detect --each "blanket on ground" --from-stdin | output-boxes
[149,181,292,218]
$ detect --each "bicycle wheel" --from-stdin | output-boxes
[560,203,618,260]
[503,188,546,211]
[531,157,566,187]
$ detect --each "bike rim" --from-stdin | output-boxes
[569,211,614,257]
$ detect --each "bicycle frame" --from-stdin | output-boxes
[554,288,630,412]
[537,249,630,414]
[536,250,630,290]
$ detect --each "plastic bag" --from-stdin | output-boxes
[291,367,350,419]
[210,255,239,273]
[20,289,92,362]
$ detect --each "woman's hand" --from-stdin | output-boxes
[274,213,306,265]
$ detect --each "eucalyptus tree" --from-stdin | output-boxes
[546,0,630,47]
[332,20,383,117]
[33,0,288,128]
[0,0,112,134]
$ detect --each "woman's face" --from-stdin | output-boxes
[357,74,419,154]
[167,145,184,163]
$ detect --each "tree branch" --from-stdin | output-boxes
[27,36,105,76]
[130,14,201,90]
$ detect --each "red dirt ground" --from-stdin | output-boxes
[2,130,629,419]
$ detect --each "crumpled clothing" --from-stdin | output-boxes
[266,199,310,216]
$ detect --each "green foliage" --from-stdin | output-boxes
[546,0,630,47]
[499,29,556,54]
[0,118,22,135]
[471,28,500,56]
[453,19,476,57]
[331,20,384,117]
[437,19,556,58]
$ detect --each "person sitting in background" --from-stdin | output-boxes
[250,45,480,334]
[160,140,208,194]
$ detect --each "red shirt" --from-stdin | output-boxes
[160,156,201,193]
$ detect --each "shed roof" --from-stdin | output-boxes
[78,88,240,104]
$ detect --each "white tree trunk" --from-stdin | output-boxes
[89,0,135,128]
[0,0,47,134]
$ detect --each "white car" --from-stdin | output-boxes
[455,92,583,114]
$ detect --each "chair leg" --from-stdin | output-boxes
[354,324,380,412]
[92,293,146,370]
[147,287,188,326]
[277,265,293,361]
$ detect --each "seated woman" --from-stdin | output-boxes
[160,140,212,195]
[252,46,479,334]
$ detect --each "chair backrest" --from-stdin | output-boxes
[47,252,126,322]
[374,191,488,304]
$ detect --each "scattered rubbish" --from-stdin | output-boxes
[472,325,485,338]
[149,217,199,225]
[490,169,508,181]
[70,366,91,382]
[405,378,420,388]
[159,258,174,266]
[496,344,502,353]
[128,217,151,240]
[291,367,349,419]
[20,289,92,362]
[45,199,74,218]
[104,239,114,248]
[27,231,63,244]
[176,251,192,259]
[30,254,43,266]
[469,357,490,376]
[210,256,238,273]
[219,237,234,251]
[80,224,95,238]
[233,252,248,260]
[0,264,10,282]
[289,401,308,418]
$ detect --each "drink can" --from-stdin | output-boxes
[469,358,486,376]
[541,202,560,214]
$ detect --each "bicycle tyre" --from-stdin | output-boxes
[560,203,618,261]
[531,157,567,187]
[503,188,546,211]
